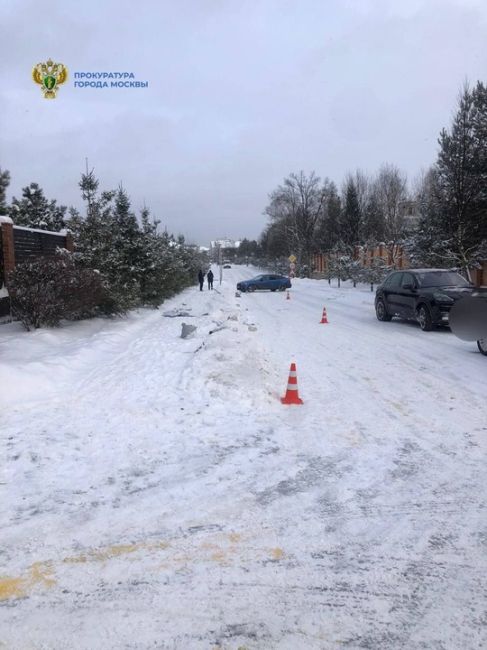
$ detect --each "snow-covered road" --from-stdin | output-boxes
[1,266,486,649]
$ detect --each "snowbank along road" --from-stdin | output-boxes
[1,265,486,649]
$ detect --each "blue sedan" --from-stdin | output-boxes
[237,274,291,293]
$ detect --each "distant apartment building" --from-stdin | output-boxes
[210,238,241,251]
[209,238,241,261]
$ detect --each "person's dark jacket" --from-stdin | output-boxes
[207,270,214,282]
[198,270,204,282]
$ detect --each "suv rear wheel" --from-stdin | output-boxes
[417,304,435,331]
[376,299,392,322]
[478,339,487,356]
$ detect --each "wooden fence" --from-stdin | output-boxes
[312,244,487,287]
[0,217,73,317]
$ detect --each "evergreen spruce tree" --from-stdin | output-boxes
[315,181,341,251]
[470,81,487,243]
[404,167,450,267]
[174,234,201,289]
[434,83,487,273]
[69,170,204,313]
[340,177,361,248]
[361,257,389,292]
[406,83,487,275]
[0,168,10,214]
[67,170,125,313]
[110,185,144,307]
[9,182,66,230]
[69,170,116,277]
[139,206,171,305]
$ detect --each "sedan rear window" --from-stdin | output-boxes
[416,271,470,287]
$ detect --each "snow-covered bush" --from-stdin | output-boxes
[361,257,390,291]
[60,257,116,321]
[7,253,109,330]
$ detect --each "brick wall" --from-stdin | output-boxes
[1,220,15,276]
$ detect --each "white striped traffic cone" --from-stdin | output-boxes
[319,307,329,324]
[280,362,303,405]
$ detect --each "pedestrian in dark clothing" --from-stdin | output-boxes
[207,269,214,290]
[198,269,204,291]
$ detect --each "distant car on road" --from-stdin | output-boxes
[237,274,291,293]
[223,264,232,269]
[375,269,474,331]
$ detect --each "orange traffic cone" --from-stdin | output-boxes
[319,307,329,324]
[281,362,303,405]
[286,290,290,300]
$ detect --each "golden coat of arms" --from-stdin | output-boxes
[32,59,68,99]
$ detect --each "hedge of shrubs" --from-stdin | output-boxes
[7,253,114,330]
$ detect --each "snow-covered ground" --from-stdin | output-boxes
[1,266,486,650]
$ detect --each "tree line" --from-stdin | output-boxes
[0,168,205,328]
[258,81,487,279]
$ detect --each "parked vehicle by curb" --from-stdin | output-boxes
[375,269,474,331]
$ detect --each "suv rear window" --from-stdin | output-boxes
[383,272,402,288]
[417,271,470,287]
[401,273,416,288]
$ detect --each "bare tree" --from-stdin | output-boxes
[265,171,327,267]
[374,164,408,266]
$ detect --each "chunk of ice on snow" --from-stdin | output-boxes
[181,323,197,338]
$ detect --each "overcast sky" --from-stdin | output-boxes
[1,0,486,245]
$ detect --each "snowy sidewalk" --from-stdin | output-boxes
[1,268,486,649]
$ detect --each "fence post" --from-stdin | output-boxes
[1,217,15,284]
[65,232,74,253]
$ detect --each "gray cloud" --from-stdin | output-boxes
[1,0,486,244]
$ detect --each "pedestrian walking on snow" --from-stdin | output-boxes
[207,269,214,290]
[198,269,204,291]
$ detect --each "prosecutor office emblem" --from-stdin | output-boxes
[32,59,68,98]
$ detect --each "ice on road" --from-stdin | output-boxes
[1,266,486,649]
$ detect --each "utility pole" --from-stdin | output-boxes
[218,244,223,285]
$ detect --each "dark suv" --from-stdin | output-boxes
[375,269,474,331]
